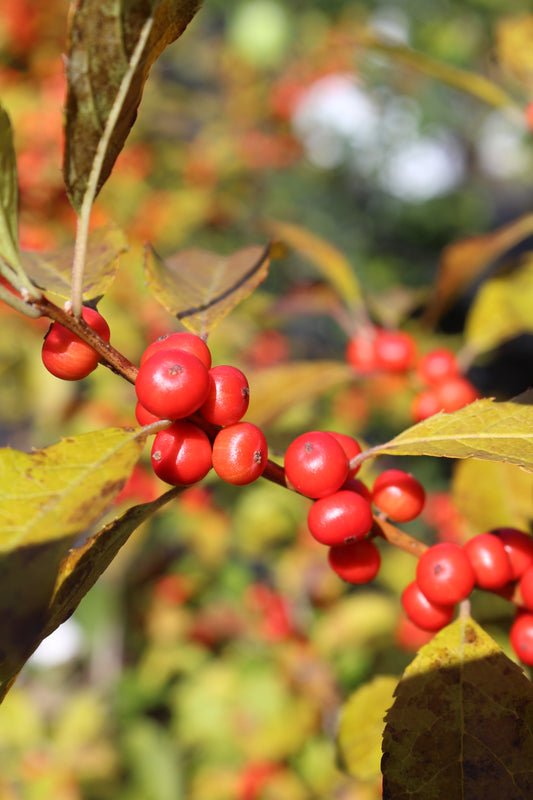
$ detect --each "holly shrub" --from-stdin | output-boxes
[2,2,533,799]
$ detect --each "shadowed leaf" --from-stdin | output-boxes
[64,0,201,211]
[382,616,533,799]
[246,361,354,427]
[453,459,533,533]
[0,426,148,700]
[423,214,533,326]
[44,486,180,642]
[337,675,397,782]
[144,243,271,336]
[465,257,533,355]
[20,223,128,300]
[0,105,19,269]
[265,219,362,308]
[367,391,533,470]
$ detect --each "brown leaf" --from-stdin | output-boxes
[423,213,533,326]
[144,243,271,336]
[382,616,533,799]
[20,223,128,300]
[64,0,201,211]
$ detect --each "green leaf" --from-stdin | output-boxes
[144,243,271,336]
[382,616,533,799]
[423,213,533,326]
[337,675,397,782]
[452,459,533,533]
[20,223,128,300]
[246,361,354,427]
[0,104,20,270]
[465,258,533,355]
[265,219,362,308]
[64,0,201,211]
[357,29,518,110]
[0,426,148,700]
[366,392,533,470]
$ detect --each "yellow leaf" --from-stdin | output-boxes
[337,675,397,782]
[465,257,533,354]
[452,459,533,533]
[497,15,533,87]
[0,427,147,699]
[382,616,533,798]
[423,213,533,326]
[265,219,362,307]
[367,391,533,470]
[144,243,271,336]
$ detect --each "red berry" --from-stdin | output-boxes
[401,581,455,632]
[435,376,479,413]
[284,431,348,499]
[307,490,373,546]
[411,389,442,422]
[510,610,533,666]
[141,332,211,369]
[345,331,378,373]
[519,565,533,611]
[135,349,210,420]
[41,306,110,380]
[372,469,426,522]
[417,348,459,386]
[151,420,212,486]
[342,477,373,504]
[135,401,161,426]
[463,533,513,590]
[416,542,475,605]
[492,528,533,580]
[199,365,250,426]
[327,431,362,478]
[212,422,268,485]
[374,329,416,372]
[328,538,380,583]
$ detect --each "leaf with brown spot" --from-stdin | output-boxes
[144,243,271,336]
[64,0,201,211]
[20,223,128,300]
[0,426,147,701]
[423,213,533,326]
[382,616,533,799]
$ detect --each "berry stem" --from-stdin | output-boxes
[371,516,428,557]
[30,295,138,383]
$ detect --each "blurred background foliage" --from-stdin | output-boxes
[1,0,533,798]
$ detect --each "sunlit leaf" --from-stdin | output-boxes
[0,426,148,700]
[265,219,362,308]
[496,15,533,88]
[0,105,20,270]
[246,361,353,427]
[357,29,518,110]
[20,223,128,300]
[465,257,533,355]
[313,593,397,654]
[144,243,271,336]
[452,459,533,533]
[423,213,533,326]
[366,391,533,470]
[337,675,397,782]
[64,0,201,211]
[382,616,533,798]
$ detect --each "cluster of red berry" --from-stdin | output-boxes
[41,311,533,667]
[345,329,479,421]
[284,430,425,584]
[402,529,533,665]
